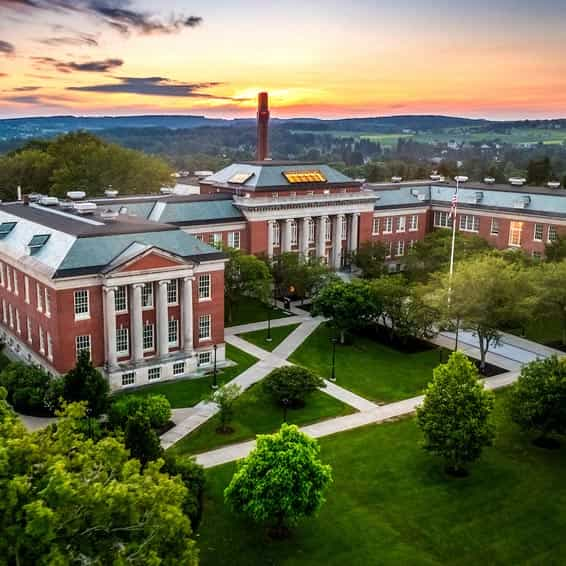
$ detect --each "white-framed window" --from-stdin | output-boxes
[396,240,405,256]
[409,240,417,250]
[142,283,153,309]
[459,215,480,233]
[24,276,30,304]
[324,217,331,241]
[115,286,127,313]
[308,219,315,242]
[26,316,32,343]
[47,332,53,361]
[533,223,544,242]
[385,240,392,259]
[396,216,406,233]
[143,323,154,351]
[173,361,185,376]
[548,226,558,242]
[383,217,393,234]
[36,284,43,312]
[291,221,298,245]
[272,192,279,199]
[341,216,348,237]
[228,231,241,249]
[372,217,380,235]
[198,351,212,366]
[433,211,453,228]
[39,327,45,354]
[116,327,129,355]
[509,221,523,247]
[209,232,222,248]
[490,218,500,236]
[15,309,20,334]
[12,270,18,296]
[199,274,211,300]
[408,215,419,231]
[167,280,178,305]
[148,367,161,381]
[199,314,211,340]
[168,319,179,347]
[74,289,89,319]
[75,334,91,359]
[44,288,50,317]
[121,372,136,386]
[273,222,281,246]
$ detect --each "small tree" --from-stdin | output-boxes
[224,424,332,538]
[109,394,171,430]
[533,261,566,346]
[63,350,109,417]
[209,383,241,433]
[417,351,495,476]
[509,356,566,448]
[352,241,388,279]
[124,411,163,465]
[263,366,325,408]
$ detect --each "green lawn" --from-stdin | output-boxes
[169,383,354,455]
[226,297,292,327]
[196,392,566,565]
[290,324,445,403]
[114,345,257,409]
[238,323,301,352]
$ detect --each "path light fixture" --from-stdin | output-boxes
[330,336,338,382]
[211,344,218,390]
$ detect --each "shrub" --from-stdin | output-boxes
[417,351,495,476]
[509,356,566,447]
[225,424,332,538]
[163,453,206,530]
[0,362,58,416]
[109,394,172,430]
[262,366,325,407]
[124,412,163,466]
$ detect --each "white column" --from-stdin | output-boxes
[282,218,293,253]
[299,217,311,261]
[267,220,275,259]
[157,280,170,358]
[349,213,360,255]
[316,216,327,260]
[131,283,144,362]
[103,286,117,370]
[332,214,344,269]
[182,277,194,354]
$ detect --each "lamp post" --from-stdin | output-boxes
[330,337,337,382]
[211,343,218,390]
[266,301,272,343]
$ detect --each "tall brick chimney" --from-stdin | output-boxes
[256,92,270,161]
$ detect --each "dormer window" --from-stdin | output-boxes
[0,222,17,239]
[28,234,50,255]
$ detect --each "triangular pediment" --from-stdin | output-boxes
[104,243,190,275]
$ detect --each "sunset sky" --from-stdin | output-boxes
[1,0,565,120]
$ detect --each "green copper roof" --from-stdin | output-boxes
[158,200,244,224]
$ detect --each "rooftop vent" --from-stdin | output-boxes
[67,191,86,200]
[160,187,174,195]
[119,206,128,215]
[547,181,561,189]
[28,193,42,203]
[0,222,17,239]
[73,202,97,215]
[228,172,254,185]
[28,234,50,255]
[38,196,59,207]
[100,209,119,221]
[483,177,496,185]
[473,191,484,203]
[59,200,74,209]
[104,189,119,198]
[194,170,213,179]
[430,174,442,181]
[509,177,527,187]
[454,175,469,183]
[513,195,531,209]
[391,176,403,183]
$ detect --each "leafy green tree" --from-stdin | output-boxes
[0,393,198,565]
[417,352,495,475]
[0,149,55,199]
[509,356,566,447]
[225,248,272,323]
[109,394,172,430]
[532,261,566,346]
[352,241,388,279]
[312,279,379,342]
[63,350,110,417]
[209,383,241,433]
[527,156,553,185]
[263,366,325,408]
[426,255,530,370]
[545,235,566,262]
[124,411,163,466]
[224,424,332,537]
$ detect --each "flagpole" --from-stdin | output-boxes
[447,178,459,307]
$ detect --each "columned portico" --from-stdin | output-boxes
[282,218,293,253]
[131,283,144,362]
[157,280,170,358]
[349,213,359,255]
[332,214,344,269]
[299,216,311,260]
[316,216,328,260]
[103,286,117,370]
[182,276,194,354]
[267,220,275,259]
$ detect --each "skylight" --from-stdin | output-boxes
[282,170,327,184]
[228,172,254,185]
[0,222,17,239]
[28,234,51,255]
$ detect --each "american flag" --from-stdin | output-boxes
[449,192,458,218]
